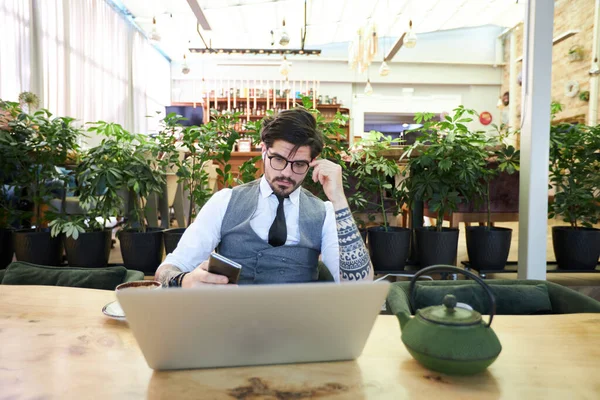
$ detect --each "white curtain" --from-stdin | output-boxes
[0,0,171,146]
[132,31,171,134]
[0,0,31,101]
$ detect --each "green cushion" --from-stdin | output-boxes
[125,269,145,282]
[388,280,600,316]
[413,284,553,315]
[1,261,127,290]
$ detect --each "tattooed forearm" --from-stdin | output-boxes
[155,264,183,287]
[335,208,372,281]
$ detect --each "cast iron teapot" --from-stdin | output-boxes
[397,265,502,375]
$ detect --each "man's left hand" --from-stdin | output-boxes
[309,159,349,210]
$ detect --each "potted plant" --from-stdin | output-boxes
[164,118,220,253]
[151,112,188,254]
[8,107,80,266]
[351,131,410,271]
[548,122,600,270]
[465,124,520,270]
[80,122,165,274]
[0,100,27,267]
[48,124,131,268]
[400,106,489,268]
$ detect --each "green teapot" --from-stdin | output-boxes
[397,265,502,375]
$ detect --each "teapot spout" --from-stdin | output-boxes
[396,310,411,329]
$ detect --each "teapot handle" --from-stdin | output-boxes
[409,265,496,328]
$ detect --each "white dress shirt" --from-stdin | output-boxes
[161,176,340,282]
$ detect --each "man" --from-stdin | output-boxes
[155,108,372,287]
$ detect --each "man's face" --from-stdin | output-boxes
[502,93,509,106]
[261,140,313,197]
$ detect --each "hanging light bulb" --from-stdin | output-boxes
[379,61,390,76]
[404,20,417,48]
[364,79,373,96]
[150,17,161,42]
[279,19,290,46]
[279,56,291,77]
[181,54,190,75]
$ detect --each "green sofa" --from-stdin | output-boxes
[0,261,145,290]
[388,279,600,315]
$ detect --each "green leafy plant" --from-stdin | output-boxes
[3,106,80,232]
[208,110,243,189]
[0,100,29,228]
[176,123,219,226]
[85,122,163,233]
[399,106,490,232]
[548,122,600,228]
[350,131,404,231]
[473,123,521,229]
[236,118,263,185]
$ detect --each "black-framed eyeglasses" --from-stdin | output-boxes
[266,152,310,174]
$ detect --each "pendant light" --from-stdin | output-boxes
[364,79,373,96]
[149,17,161,42]
[379,61,390,76]
[279,56,291,77]
[279,19,290,46]
[404,20,417,48]
[181,54,190,75]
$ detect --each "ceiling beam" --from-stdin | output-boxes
[384,32,407,62]
[186,0,211,31]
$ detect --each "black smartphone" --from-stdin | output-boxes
[207,253,242,284]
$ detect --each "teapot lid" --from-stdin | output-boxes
[419,294,481,326]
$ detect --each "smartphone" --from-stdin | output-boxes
[207,253,242,284]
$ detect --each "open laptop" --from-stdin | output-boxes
[116,281,390,370]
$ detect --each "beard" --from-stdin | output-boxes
[269,175,303,197]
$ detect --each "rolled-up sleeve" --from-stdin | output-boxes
[160,188,232,272]
[320,201,340,282]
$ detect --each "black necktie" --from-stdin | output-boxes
[268,195,287,247]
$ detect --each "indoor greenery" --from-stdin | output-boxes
[294,96,366,226]
[399,106,490,232]
[0,100,28,228]
[349,130,403,231]
[478,123,520,228]
[3,105,80,232]
[548,122,600,228]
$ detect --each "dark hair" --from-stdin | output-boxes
[260,108,324,159]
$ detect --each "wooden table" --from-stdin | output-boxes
[1,286,599,399]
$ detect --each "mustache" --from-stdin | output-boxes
[274,177,296,185]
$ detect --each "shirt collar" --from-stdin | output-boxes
[259,176,301,205]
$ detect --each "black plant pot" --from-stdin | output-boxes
[163,228,186,255]
[466,226,512,271]
[368,226,411,271]
[552,226,600,271]
[119,227,164,275]
[0,228,14,269]
[416,227,459,268]
[13,229,63,266]
[64,230,112,268]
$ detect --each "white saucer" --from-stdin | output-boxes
[102,300,126,320]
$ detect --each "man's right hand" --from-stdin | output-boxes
[181,260,229,287]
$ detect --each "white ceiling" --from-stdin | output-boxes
[118,0,525,61]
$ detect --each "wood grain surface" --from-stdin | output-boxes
[1,285,599,399]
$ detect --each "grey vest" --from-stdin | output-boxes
[219,180,326,284]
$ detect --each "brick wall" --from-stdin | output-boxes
[500,0,596,125]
